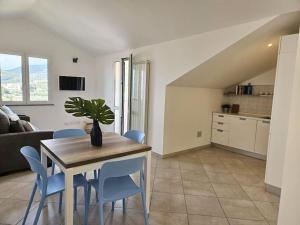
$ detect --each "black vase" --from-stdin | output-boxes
[90,120,102,147]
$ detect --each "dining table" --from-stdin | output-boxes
[40,132,152,225]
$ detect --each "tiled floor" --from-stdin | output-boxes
[0,147,280,225]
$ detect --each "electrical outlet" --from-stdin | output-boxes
[197,131,202,137]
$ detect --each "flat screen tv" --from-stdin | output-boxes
[59,76,85,91]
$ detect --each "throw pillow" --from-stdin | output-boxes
[10,120,26,133]
[20,120,34,131]
[0,105,20,121]
[0,109,10,134]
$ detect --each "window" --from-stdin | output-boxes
[0,53,49,104]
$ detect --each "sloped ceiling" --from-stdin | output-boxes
[0,0,300,55]
[170,12,300,89]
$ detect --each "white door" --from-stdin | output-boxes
[255,120,270,155]
[229,117,257,152]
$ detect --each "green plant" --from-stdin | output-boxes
[64,97,114,124]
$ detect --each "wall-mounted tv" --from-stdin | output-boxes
[59,76,85,91]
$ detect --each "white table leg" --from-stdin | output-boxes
[145,151,152,214]
[65,169,74,225]
[41,146,47,171]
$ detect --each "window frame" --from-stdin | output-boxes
[0,52,51,105]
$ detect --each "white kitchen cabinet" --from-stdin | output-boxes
[255,120,270,155]
[228,117,257,152]
[211,128,229,145]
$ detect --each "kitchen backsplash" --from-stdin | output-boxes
[223,95,273,115]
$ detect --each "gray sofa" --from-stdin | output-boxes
[0,106,53,175]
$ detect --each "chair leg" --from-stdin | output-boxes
[93,170,97,179]
[122,198,126,213]
[59,192,63,213]
[33,195,46,225]
[84,184,89,225]
[51,161,55,175]
[98,203,104,225]
[111,201,115,211]
[22,183,37,225]
[141,192,149,225]
[74,187,78,211]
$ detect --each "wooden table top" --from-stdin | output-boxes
[41,132,152,168]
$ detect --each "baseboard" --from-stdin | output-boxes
[161,144,212,159]
[151,151,163,159]
[266,183,281,196]
[212,143,267,160]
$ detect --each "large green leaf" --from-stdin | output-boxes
[64,97,114,124]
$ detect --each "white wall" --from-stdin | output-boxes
[277,30,300,225]
[240,68,276,85]
[163,87,223,155]
[96,17,273,155]
[0,19,97,130]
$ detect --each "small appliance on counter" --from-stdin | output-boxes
[231,104,240,114]
[221,104,231,113]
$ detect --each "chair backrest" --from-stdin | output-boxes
[123,130,145,144]
[99,157,145,186]
[20,146,48,189]
[53,129,86,139]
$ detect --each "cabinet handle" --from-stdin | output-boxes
[218,115,224,118]
[218,122,224,125]
[262,121,270,124]
[217,129,223,132]
[239,118,246,120]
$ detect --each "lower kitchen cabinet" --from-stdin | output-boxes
[228,117,257,152]
[212,128,229,145]
[255,120,270,155]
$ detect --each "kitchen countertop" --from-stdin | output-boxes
[214,112,271,121]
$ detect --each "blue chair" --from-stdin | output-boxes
[52,128,98,210]
[87,157,149,225]
[20,146,89,225]
[123,130,145,144]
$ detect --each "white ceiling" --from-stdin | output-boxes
[170,11,300,88]
[0,0,300,55]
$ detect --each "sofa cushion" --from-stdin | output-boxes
[0,109,10,134]
[0,105,19,121]
[10,120,25,133]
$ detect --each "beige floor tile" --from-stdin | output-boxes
[254,201,279,222]
[207,172,238,184]
[157,158,180,169]
[242,186,280,203]
[10,182,41,202]
[126,195,144,211]
[228,218,269,225]
[219,198,264,220]
[77,204,111,225]
[188,215,229,225]
[225,166,254,175]
[183,180,215,197]
[0,181,27,199]
[212,183,249,200]
[155,168,181,181]
[149,212,188,225]
[179,161,204,171]
[150,192,186,213]
[0,171,36,183]
[185,195,225,217]
[153,178,184,194]
[181,170,209,182]
[199,156,223,164]
[202,163,229,174]
[104,208,145,225]
[232,174,265,187]
[0,198,36,225]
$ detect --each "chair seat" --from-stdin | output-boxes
[37,172,87,196]
[90,175,140,201]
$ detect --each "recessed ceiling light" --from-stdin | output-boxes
[268,43,273,47]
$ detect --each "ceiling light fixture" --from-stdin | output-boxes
[268,43,273,47]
